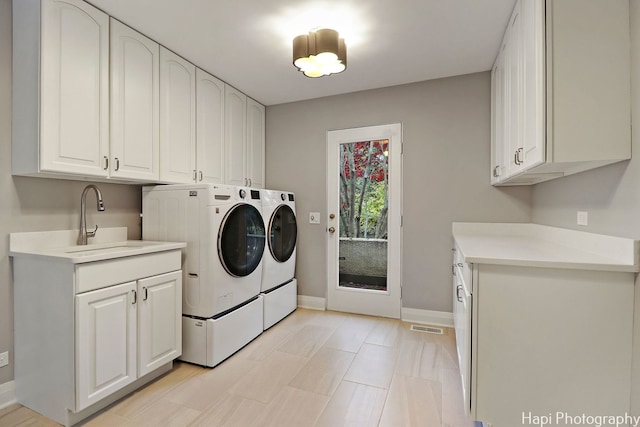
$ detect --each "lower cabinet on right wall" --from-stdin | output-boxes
[452,223,636,427]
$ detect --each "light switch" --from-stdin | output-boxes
[309,212,320,224]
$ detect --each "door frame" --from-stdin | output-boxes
[326,123,402,318]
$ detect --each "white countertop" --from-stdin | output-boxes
[452,222,639,272]
[9,227,186,264]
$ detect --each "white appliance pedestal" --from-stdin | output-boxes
[262,278,297,330]
[181,295,263,367]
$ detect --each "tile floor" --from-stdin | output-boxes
[0,308,477,426]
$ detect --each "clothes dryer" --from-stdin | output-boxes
[260,189,297,329]
[142,184,266,366]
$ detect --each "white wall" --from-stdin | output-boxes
[531,0,640,415]
[0,0,144,386]
[266,72,531,314]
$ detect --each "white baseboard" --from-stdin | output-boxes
[297,295,326,311]
[401,308,454,328]
[0,380,16,410]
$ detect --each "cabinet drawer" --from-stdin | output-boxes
[76,250,181,294]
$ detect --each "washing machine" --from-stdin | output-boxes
[260,189,297,329]
[142,184,265,367]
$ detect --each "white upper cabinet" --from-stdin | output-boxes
[13,0,265,186]
[196,69,225,184]
[490,46,507,185]
[224,86,266,188]
[159,47,197,183]
[110,19,160,181]
[224,85,248,186]
[246,98,266,189]
[491,0,630,186]
[13,0,110,178]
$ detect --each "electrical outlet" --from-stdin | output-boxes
[0,351,8,368]
[309,212,320,224]
[577,211,588,226]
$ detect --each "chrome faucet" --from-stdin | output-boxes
[78,184,105,245]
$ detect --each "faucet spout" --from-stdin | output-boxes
[78,185,105,245]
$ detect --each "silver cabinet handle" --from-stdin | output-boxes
[456,285,463,302]
[143,287,148,301]
[198,171,203,181]
[103,156,109,170]
[131,289,137,305]
[493,165,500,177]
[457,263,463,268]
[114,157,120,171]
[452,265,456,276]
[514,148,524,165]
[193,170,197,181]
[248,178,252,187]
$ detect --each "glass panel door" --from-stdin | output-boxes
[326,123,402,319]
[338,140,389,292]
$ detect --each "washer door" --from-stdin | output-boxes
[218,204,266,277]
[268,204,297,263]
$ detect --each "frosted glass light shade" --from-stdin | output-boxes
[292,29,347,78]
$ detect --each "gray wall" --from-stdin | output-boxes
[266,72,531,313]
[0,0,143,385]
[531,0,640,415]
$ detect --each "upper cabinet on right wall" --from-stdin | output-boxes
[491,0,631,186]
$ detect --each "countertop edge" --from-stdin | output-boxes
[10,241,187,264]
[453,222,640,273]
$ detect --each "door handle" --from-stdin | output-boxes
[328,226,336,233]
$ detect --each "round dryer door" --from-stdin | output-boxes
[268,205,297,263]
[218,204,266,277]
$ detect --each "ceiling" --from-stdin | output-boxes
[89,0,516,106]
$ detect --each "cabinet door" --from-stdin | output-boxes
[110,19,160,181]
[504,0,524,178]
[224,85,247,186]
[75,281,137,411]
[196,69,225,184]
[137,271,182,377]
[160,47,196,183]
[40,0,109,177]
[246,98,265,189]
[520,0,545,170]
[490,47,507,185]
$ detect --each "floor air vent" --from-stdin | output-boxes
[410,325,444,334]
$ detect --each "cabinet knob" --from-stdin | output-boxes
[328,226,336,234]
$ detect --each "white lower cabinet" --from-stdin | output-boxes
[12,250,182,426]
[75,271,181,410]
[452,247,634,427]
[75,281,137,410]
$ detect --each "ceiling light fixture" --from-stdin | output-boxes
[292,28,346,78]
